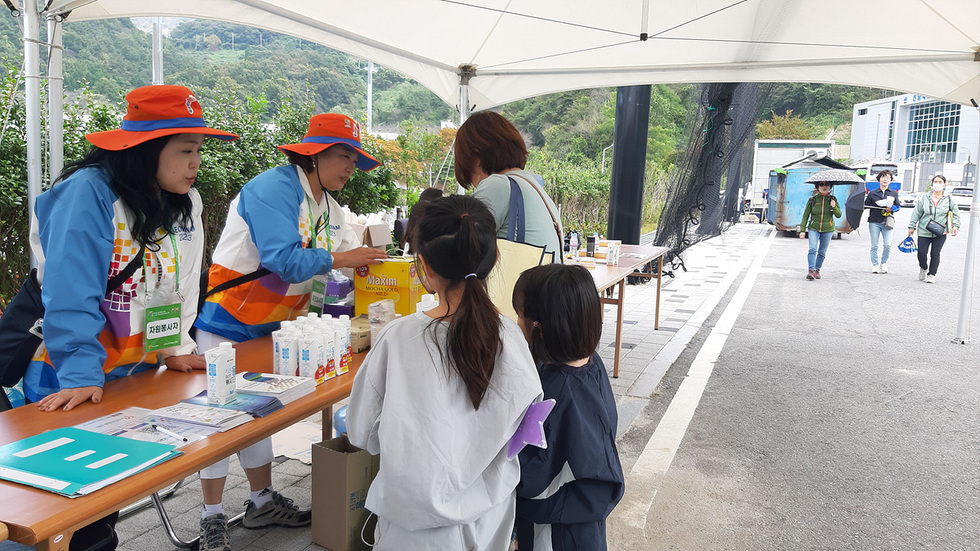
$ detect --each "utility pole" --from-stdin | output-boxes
[366,61,375,133]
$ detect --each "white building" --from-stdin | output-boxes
[850,93,979,168]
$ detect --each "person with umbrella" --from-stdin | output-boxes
[865,169,900,273]
[799,171,844,280]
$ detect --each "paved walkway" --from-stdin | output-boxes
[0,222,782,551]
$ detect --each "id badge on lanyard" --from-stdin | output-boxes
[307,198,333,314]
[144,234,183,353]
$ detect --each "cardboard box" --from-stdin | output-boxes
[353,258,425,317]
[322,301,355,318]
[312,436,380,551]
[349,315,372,353]
[310,277,353,315]
[349,223,393,250]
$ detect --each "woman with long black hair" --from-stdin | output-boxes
[348,195,542,550]
[26,85,237,550]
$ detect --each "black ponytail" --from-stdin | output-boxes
[55,136,193,249]
[415,195,500,409]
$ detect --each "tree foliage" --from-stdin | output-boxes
[756,110,812,139]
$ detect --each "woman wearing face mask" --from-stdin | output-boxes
[908,175,960,283]
[798,181,842,280]
[865,170,900,274]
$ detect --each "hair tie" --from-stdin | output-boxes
[464,273,477,279]
[460,213,469,219]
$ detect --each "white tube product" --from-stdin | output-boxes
[271,329,285,375]
[319,317,336,380]
[277,330,300,376]
[337,315,352,375]
[298,331,324,382]
[205,342,236,405]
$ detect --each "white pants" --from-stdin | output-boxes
[196,329,274,480]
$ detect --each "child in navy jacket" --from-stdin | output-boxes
[512,264,625,550]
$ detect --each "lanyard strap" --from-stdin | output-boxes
[168,233,180,295]
[305,197,332,252]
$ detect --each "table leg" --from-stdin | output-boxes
[0,522,7,542]
[35,529,73,551]
[655,256,663,330]
[613,279,625,379]
[323,408,333,441]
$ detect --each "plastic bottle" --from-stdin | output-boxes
[568,232,579,261]
[417,294,438,313]
[333,405,348,437]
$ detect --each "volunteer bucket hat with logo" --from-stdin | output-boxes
[277,113,380,171]
[86,85,239,151]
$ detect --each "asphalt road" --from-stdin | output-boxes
[611,206,980,550]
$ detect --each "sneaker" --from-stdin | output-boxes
[872,265,879,274]
[806,270,815,280]
[814,269,821,280]
[200,514,231,551]
[242,491,311,529]
[880,263,888,274]
[919,269,928,281]
[925,274,936,284]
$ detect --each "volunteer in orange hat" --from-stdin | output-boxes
[191,114,386,549]
[195,113,387,344]
[25,84,237,549]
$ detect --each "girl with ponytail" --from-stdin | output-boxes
[348,195,543,550]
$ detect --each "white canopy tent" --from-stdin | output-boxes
[40,0,980,109]
[16,0,980,340]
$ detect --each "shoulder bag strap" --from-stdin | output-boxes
[506,177,526,243]
[105,243,145,295]
[203,268,272,299]
[509,173,564,247]
[199,233,318,307]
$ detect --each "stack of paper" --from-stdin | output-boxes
[75,407,219,446]
[181,390,283,417]
[0,427,181,497]
[236,372,316,404]
[151,402,252,432]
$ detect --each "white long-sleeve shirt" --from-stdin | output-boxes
[348,311,542,538]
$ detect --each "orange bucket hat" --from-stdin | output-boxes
[278,113,380,171]
[86,85,238,151]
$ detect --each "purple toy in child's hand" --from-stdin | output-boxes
[507,399,557,460]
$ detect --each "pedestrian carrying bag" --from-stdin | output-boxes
[0,246,145,388]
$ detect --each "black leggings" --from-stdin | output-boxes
[918,234,948,276]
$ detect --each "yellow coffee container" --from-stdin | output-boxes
[354,257,425,316]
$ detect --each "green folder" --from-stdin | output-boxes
[0,426,181,497]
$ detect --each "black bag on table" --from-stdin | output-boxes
[0,246,145,390]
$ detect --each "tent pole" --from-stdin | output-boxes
[22,0,42,269]
[953,97,980,344]
[458,64,475,124]
[607,85,651,244]
[47,12,64,181]
[152,17,163,84]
